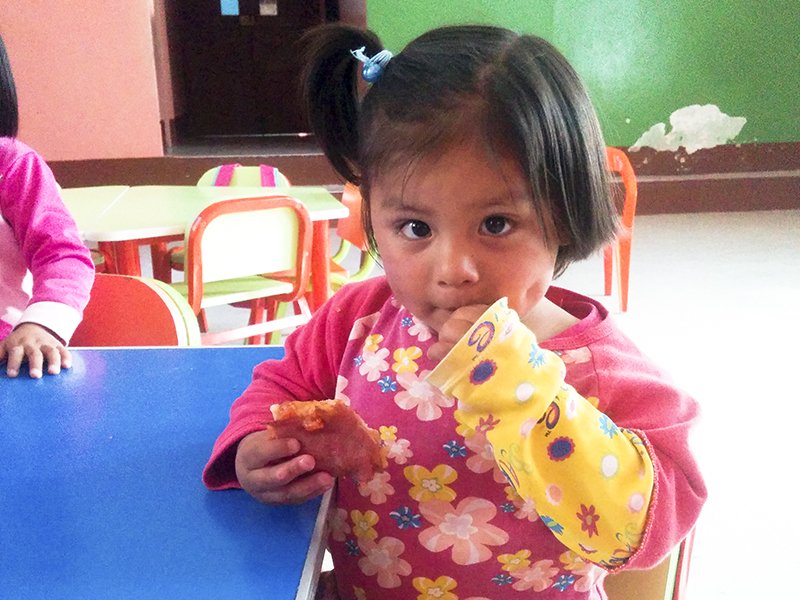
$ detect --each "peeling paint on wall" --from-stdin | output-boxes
[630,104,747,154]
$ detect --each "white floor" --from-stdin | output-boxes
[559,210,800,599]
[143,209,800,598]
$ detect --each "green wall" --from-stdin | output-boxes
[367,0,799,147]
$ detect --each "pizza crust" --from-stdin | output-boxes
[267,399,387,483]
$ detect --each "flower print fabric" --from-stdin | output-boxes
[202,277,707,599]
[325,294,644,599]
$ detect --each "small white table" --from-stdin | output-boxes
[63,185,348,311]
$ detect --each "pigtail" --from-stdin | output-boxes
[301,24,383,185]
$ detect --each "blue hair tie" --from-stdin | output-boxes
[351,46,393,83]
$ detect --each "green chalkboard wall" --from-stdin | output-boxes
[367,0,799,147]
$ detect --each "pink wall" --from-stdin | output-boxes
[0,1,164,160]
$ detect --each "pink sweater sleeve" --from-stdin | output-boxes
[568,338,706,570]
[598,349,706,569]
[0,141,94,342]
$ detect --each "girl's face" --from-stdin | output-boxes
[370,139,562,335]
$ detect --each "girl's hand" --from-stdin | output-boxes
[235,429,335,505]
[0,323,70,378]
[427,304,491,363]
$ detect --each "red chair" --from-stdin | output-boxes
[151,163,294,334]
[70,273,201,347]
[604,147,638,312]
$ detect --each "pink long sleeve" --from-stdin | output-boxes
[0,137,94,342]
[541,287,706,569]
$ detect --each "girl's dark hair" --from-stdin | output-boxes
[302,24,618,277]
[0,34,19,138]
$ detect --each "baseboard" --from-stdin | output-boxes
[49,153,344,189]
[49,142,798,214]
[621,142,799,214]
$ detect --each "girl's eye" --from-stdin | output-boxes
[482,215,511,235]
[399,220,431,239]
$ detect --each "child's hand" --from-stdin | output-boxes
[427,304,491,363]
[0,323,71,378]
[235,429,335,505]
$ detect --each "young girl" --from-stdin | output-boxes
[0,33,94,378]
[203,24,706,599]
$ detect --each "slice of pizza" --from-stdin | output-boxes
[267,399,387,483]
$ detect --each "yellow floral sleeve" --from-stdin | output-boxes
[425,299,654,568]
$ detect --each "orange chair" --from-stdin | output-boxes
[150,163,292,284]
[329,183,377,291]
[70,273,201,347]
[167,195,313,346]
[604,147,638,312]
[262,183,377,345]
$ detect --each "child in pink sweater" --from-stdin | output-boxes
[0,34,94,378]
[204,24,706,599]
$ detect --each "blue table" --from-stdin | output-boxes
[1,347,328,599]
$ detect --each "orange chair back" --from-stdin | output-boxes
[606,147,638,232]
[337,183,369,250]
[183,195,312,316]
[604,147,639,312]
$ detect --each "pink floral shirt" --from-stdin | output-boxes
[204,277,706,599]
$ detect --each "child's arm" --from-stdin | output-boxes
[426,299,654,569]
[0,322,70,378]
[0,144,95,347]
[203,278,395,492]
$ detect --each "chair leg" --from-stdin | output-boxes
[603,244,614,296]
[266,301,290,345]
[98,241,118,273]
[617,237,631,312]
[196,309,209,333]
[247,298,266,345]
[150,241,173,283]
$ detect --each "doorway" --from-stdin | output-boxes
[170,0,334,141]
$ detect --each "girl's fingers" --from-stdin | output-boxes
[4,346,25,378]
[428,304,490,362]
[256,469,334,505]
[237,431,300,471]
[42,345,64,375]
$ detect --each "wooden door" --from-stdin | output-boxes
[173,0,328,138]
